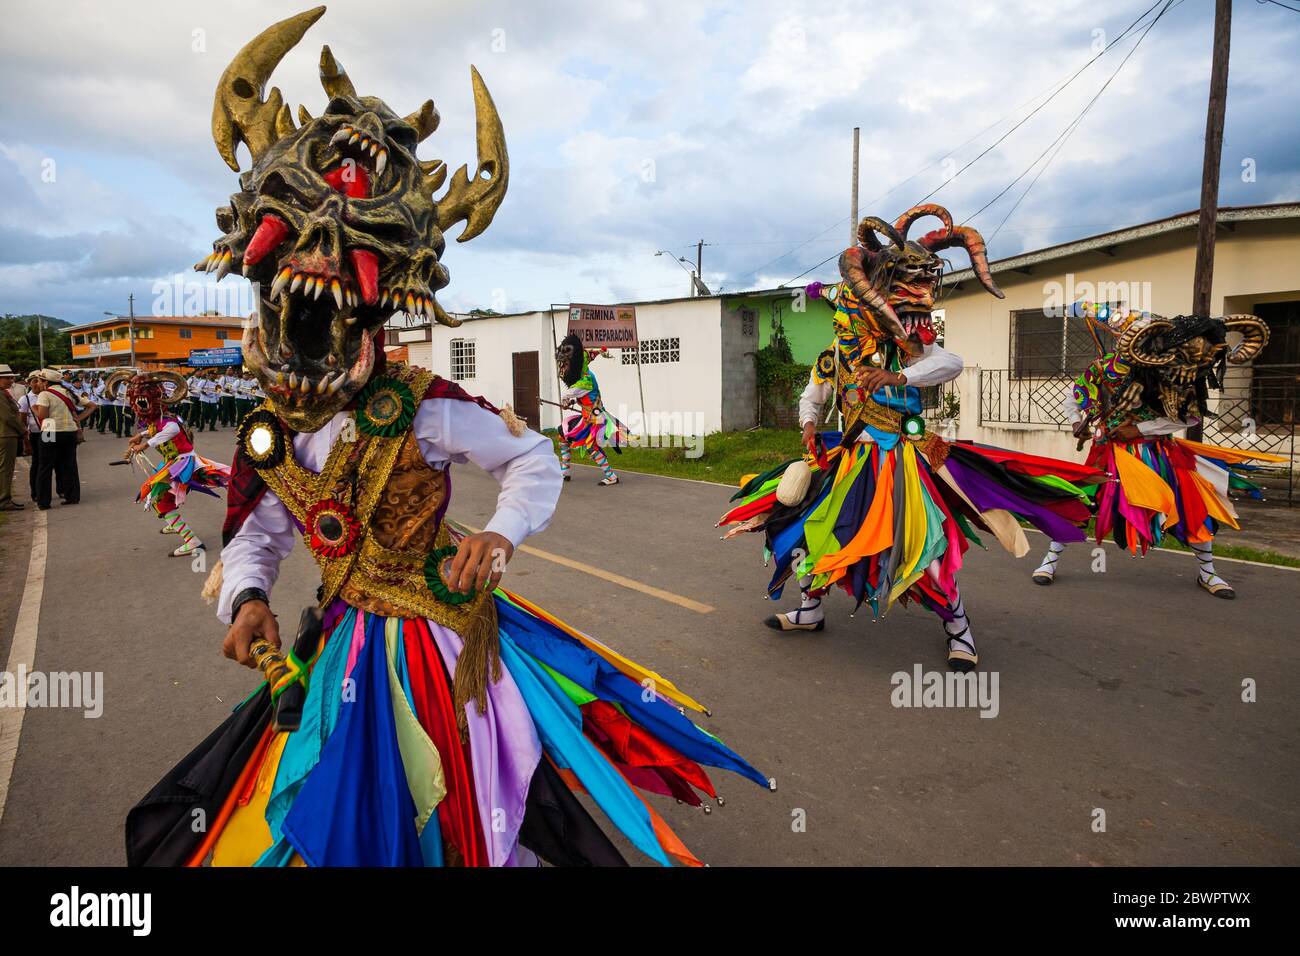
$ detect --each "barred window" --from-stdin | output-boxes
[621,337,681,365]
[740,309,757,336]
[1011,308,1105,378]
[451,338,476,380]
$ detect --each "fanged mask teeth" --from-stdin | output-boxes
[270,267,291,301]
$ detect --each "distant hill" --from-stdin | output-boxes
[0,314,73,370]
[2,314,70,329]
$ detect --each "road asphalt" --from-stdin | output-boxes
[0,427,1296,866]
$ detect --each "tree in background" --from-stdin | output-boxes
[0,314,72,373]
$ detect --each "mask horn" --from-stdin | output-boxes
[1118,318,1177,367]
[146,370,190,404]
[104,370,134,402]
[1223,315,1270,364]
[319,44,357,100]
[919,224,1005,299]
[434,67,509,242]
[893,203,953,240]
[212,6,325,172]
[856,217,905,252]
[404,100,441,143]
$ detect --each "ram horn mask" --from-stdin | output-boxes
[1224,314,1270,364]
[917,225,1003,299]
[146,370,190,404]
[1118,318,1177,367]
[103,369,135,402]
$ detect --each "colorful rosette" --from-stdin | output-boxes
[305,498,360,558]
[354,375,417,438]
[423,545,476,605]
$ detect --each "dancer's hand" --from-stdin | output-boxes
[1111,424,1142,442]
[223,600,280,669]
[801,421,816,455]
[449,531,513,595]
[857,368,907,392]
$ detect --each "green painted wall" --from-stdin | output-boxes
[728,293,836,365]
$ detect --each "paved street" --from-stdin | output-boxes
[0,427,1297,866]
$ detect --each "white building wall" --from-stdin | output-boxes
[416,299,726,437]
[423,312,557,424]
[582,298,724,437]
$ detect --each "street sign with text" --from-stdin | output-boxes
[567,303,638,349]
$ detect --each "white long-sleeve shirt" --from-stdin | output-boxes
[216,397,562,623]
[798,342,963,429]
[144,420,181,448]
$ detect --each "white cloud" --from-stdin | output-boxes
[0,0,1297,326]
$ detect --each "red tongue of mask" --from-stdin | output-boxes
[324,164,371,199]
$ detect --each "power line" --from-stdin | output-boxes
[914,0,1168,206]
[977,0,1178,240]
[1256,0,1300,13]
[769,0,1170,287]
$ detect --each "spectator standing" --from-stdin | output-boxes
[93,373,110,433]
[0,364,23,512]
[199,369,220,431]
[17,371,44,502]
[32,369,94,509]
[187,369,203,428]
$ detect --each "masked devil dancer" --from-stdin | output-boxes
[1031,303,1285,599]
[127,6,768,869]
[719,205,1108,671]
[110,369,231,557]
[555,333,626,486]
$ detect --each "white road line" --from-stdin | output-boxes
[0,493,49,827]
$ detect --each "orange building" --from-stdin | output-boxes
[68,314,245,369]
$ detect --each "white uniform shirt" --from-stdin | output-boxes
[17,391,41,433]
[216,399,562,623]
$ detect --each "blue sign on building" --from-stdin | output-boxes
[189,347,243,367]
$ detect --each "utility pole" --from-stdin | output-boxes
[850,126,860,242]
[128,293,137,367]
[691,240,711,296]
[37,314,45,368]
[1189,0,1231,440]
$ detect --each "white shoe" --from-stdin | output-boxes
[764,599,824,632]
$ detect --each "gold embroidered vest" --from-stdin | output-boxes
[246,365,495,629]
[243,364,502,727]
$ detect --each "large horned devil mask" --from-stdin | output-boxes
[106,370,189,423]
[1108,312,1269,422]
[840,203,1004,346]
[199,6,508,432]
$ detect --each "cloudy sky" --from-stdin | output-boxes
[2,0,1298,326]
